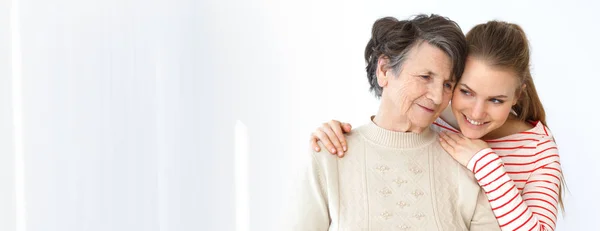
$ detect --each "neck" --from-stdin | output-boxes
[482,115,531,140]
[373,100,425,133]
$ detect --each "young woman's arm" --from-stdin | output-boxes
[441,133,561,231]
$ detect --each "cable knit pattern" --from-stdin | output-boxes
[430,143,465,230]
[286,118,501,231]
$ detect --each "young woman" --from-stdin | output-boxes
[310,21,564,231]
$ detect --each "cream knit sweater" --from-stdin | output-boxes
[287,120,501,231]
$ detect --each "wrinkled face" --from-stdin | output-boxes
[451,57,521,139]
[379,42,455,131]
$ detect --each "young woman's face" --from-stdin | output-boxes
[451,57,521,139]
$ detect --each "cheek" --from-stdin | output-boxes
[490,105,513,123]
[400,81,426,101]
[450,94,469,111]
[443,89,453,100]
[451,89,466,102]
[386,85,415,108]
[439,91,452,107]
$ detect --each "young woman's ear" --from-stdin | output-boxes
[514,83,527,105]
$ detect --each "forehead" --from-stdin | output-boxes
[460,58,520,95]
[403,42,453,80]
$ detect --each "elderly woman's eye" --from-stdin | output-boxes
[419,75,430,80]
[444,82,454,89]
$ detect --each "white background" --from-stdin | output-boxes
[1,0,599,230]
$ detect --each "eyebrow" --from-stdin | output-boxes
[418,70,436,76]
[459,84,508,98]
[420,70,454,81]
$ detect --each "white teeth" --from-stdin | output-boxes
[466,116,485,126]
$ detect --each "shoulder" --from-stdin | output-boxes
[523,122,558,153]
[428,142,483,210]
[533,131,560,166]
[516,121,560,165]
[311,143,340,169]
[312,129,365,165]
[429,139,477,183]
[342,124,374,148]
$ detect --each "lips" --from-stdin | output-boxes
[418,104,435,113]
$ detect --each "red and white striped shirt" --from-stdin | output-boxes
[433,118,562,231]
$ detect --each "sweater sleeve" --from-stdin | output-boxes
[466,138,561,231]
[285,151,331,231]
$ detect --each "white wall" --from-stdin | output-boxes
[1,0,16,230]
[2,0,598,230]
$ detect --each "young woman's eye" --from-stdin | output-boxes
[460,89,472,96]
[490,98,505,104]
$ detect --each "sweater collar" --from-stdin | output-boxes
[359,116,436,149]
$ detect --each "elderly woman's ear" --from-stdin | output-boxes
[377,56,391,87]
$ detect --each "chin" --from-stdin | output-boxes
[459,127,486,139]
[456,122,487,139]
[462,131,485,139]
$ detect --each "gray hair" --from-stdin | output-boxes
[364,14,468,98]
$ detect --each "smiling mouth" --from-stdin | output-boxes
[463,114,489,126]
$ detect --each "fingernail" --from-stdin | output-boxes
[343,146,347,151]
[314,147,320,152]
[331,148,337,153]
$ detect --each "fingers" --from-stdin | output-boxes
[310,136,320,152]
[311,129,337,155]
[439,132,458,147]
[450,131,469,141]
[439,135,454,153]
[342,123,352,133]
[309,120,352,157]
[443,131,462,144]
[321,123,345,156]
[329,120,348,152]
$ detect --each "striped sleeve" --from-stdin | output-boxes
[466,138,561,231]
[432,119,460,134]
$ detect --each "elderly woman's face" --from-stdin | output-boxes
[380,42,455,130]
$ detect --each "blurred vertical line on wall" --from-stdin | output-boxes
[235,120,250,231]
[10,0,26,230]
[154,0,167,228]
[155,45,168,231]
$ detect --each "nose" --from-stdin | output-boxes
[428,82,444,105]
[470,101,487,119]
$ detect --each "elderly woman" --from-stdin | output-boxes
[287,15,501,230]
